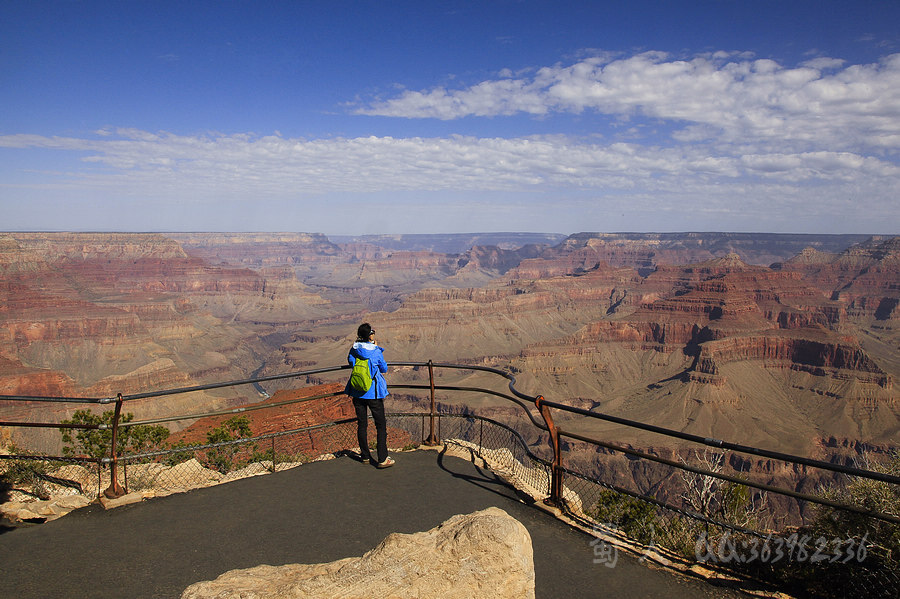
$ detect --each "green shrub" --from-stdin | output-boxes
[801,452,900,597]
[59,409,169,460]
[163,441,196,467]
[203,416,255,473]
[590,488,659,545]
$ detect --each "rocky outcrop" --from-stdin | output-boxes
[324,250,459,287]
[181,507,535,599]
[0,494,93,524]
[1,232,188,266]
[497,250,896,417]
[565,256,839,351]
[694,335,892,388]
[774,236,900,321]
[0,355,75,396]
[458,244,548,274]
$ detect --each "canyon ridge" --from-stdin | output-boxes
[1,231,897,477]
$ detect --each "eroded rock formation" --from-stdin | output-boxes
[773,236,900,321]
[2,231,898,461]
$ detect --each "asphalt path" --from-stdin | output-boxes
[0,449,750,598]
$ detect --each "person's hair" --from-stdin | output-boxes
[356,322,374,341]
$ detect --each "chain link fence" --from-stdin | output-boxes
[1,455,102,523]
[425,413,552,499]
[114,419,366,495]
[0,455,102,498]
[551,446,900,599]
[106,414,429,497]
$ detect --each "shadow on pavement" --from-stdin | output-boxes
[0,449,749,599]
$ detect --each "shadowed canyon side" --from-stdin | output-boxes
[1,232,897,469]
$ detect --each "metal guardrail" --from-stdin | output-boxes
[1,360,897,511]
[2,360,898,598]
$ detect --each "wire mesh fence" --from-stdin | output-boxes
[114,419,365,495]
[0,454,102,523]
[553,447,900,599]
[418,413,552,500]
[106,414,432,496]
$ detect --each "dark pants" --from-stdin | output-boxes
[352,396,387,463]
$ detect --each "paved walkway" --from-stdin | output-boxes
[0,449,750,598]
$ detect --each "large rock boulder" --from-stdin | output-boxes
[181,506,534,599]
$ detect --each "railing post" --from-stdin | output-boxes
[535,395,563,507]
[103,393,126,499]
[424,360,439,446]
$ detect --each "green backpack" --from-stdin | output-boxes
[348,358,373,394]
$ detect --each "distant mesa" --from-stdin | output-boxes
[328,232,568,254]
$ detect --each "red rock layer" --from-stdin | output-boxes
[506,251,892,395]
[169,383,413,457]
[0,233,298,403]
[774,236,900,320]
[694,335,891,388]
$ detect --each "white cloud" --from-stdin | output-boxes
[2,50,899,234]
[355,52,900,155]
[1,129,896,196]
[800,57,845,70]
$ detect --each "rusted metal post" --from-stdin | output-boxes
[535,395,563,507]
[424,360,439,446]
[103,393,126,499]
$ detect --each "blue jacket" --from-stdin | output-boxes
[345,342,389,399]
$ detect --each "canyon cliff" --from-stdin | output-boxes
[1,232,897,467]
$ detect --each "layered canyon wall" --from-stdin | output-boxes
[1,232,897,463]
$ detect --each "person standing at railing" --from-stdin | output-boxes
[345,322,394,468]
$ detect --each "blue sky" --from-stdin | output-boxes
[1,1,899,235]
